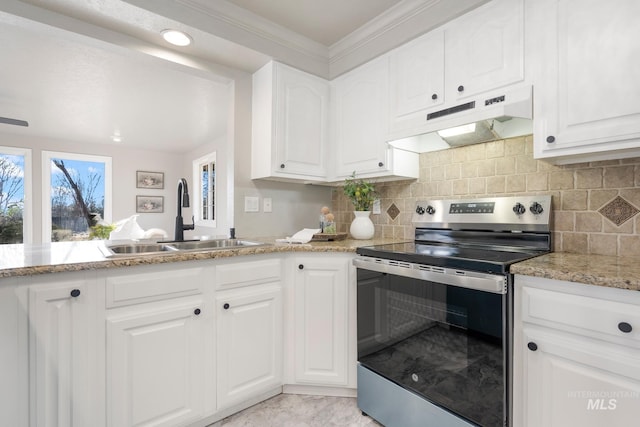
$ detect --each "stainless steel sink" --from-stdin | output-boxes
[168,239,263,251]
[102,239,268,257]
[105,243,178,256]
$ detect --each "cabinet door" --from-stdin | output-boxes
[519,326,640,427]
[445,0,524,101]
[252,61,328,182]
[28,276,104,427]
[332,55,389,178]
[274,64,328,178]
[107,297,209,427]
[389,30,445,133]
[532,0,640,162]
[216,285,282,409]
[293,257,349,386]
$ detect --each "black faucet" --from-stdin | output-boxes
[175,178,195,241]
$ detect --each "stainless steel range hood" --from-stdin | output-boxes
[388,85,532,153]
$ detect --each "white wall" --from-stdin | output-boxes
[1,132,188,243]
[2,72,333,244]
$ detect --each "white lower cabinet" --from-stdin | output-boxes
[216,285,283,409]
[514,275,640,427]
[107,297,210,427]
[1,252,357,426]
[290,254,355,388]
[26,272,105,427]
[104,263,214,427]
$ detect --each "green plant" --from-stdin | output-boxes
[89,223,115,240]
[343,172,377,211]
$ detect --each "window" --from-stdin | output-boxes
[0,146,32,244]
[42,151,112,242]
[192,152,216,227]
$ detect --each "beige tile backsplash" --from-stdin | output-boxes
[331,135,640,257]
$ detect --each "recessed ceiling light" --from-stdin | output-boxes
[161,29,192,47]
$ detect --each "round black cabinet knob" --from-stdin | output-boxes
[546,136,556,143]
[70,289,81,298]
[280,163,285,168]
[513,203,526,215]
[527,342,538,351]
[431,93,438,100]
[415,206,425,215]
[457,85,464,93]
[223,303,230,310]
[194,308,201,315]
[530,202,544,215]
[618,322,633,333]
[378,162,384,167]
[298,264,304,270]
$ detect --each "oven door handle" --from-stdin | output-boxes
[353,257,507,294]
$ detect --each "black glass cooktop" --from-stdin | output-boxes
[356,242,546,275]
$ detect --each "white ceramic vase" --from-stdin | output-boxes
[350,210,375,240]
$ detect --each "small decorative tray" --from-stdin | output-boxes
[311,232,348,241]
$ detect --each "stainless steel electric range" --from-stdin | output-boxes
[354,195,552,427]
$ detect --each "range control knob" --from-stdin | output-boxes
[426,205,436,215]
[513,203,526,215]
[415,206,425,215]
[530,202,544,215]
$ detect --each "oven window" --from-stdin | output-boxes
[357,268,505,427]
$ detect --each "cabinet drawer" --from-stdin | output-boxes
[216,258,281,290]
[106,265,206,308]
[521,286,640,345]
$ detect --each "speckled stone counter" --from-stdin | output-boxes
[511,252,640,291]
[0,237,408,278]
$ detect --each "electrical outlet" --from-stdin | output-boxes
[373,199,381,214]
[263,198,272,213]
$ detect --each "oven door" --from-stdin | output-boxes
[355,257,509,427]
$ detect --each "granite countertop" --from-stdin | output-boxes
[0,237,407,278]
[511,252,640,291]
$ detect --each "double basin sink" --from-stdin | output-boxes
[102,239,268,257]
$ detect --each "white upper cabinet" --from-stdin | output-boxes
[444,0,524,102]
[252,61,329,182]
[389,30,446,135]
[530,0,640,163]
[331,55,418,181]
[331,55,390,178]
[388,0,525,139]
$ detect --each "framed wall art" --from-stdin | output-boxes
[136,195,164,213]
[136,171,164,189]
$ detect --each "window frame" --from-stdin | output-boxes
[42,150,112,243]
[0,145,32,244]
[192,152,216,228]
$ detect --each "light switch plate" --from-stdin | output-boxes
[244,196,259,212]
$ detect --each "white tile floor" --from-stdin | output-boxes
[211,394,383,427]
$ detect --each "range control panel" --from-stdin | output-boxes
[449,202,495,214]
[413,195,552,232]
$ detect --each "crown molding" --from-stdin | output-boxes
[328,0,489,78]
[125,0,488,79]
[176,0,329,68]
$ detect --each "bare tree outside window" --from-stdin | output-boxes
[50,158,106,241]
[0,154,25,244]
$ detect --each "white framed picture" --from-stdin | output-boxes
[136,195,164,213]
[136,171,164,189]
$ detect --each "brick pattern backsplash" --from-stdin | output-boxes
[331,135,640,257]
